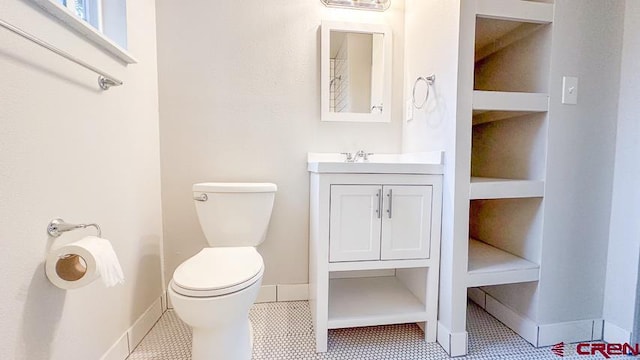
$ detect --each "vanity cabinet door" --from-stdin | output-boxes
[329,185,382,262]
[381,185,432,260]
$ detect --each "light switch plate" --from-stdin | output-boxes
[562,76,578,105]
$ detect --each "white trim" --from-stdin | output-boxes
[128,297,163,351]
[475,0,554,24]
[593,319,604,341]
[30,0,137,63]
[537,320,596,347]
[484,294,538,345]
[160,292,168,312]
[436,322,468,357]
[467,287,486,308]
[166,290,173,309]
[277,284,310,301]
[603,321,632,344]
[468,288,536,345]
[100,295,164,360]
[99,332,129,360]
[330,269,396,279]
[468,289,603,347]
[320,20,392,123]
[255,285,277,303]
[328,258,434,271]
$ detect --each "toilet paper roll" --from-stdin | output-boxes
[45,236,124,290]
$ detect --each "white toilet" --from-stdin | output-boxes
[168,182,277,360]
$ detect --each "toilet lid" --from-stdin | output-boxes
[172,247,263,297]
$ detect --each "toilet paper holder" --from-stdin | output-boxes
[47,218,102,238]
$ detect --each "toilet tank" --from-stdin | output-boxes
[192,182,277,247]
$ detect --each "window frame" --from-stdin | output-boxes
[58,0,103,31]
[31,0,137,64]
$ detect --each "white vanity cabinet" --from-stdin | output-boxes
[308,152,444,353]
[330,184,433,262]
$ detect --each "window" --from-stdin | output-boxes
[33,0,135,63]
[56,0,102,31]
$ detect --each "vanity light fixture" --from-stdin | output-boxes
[321,0,391,11]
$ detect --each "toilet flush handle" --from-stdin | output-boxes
[193,193,208,202]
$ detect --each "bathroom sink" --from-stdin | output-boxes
[307,151,444,174]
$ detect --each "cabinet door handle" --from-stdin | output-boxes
[376,189,382,219]
[387,189,393,218]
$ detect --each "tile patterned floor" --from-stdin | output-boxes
[127,301,602,359]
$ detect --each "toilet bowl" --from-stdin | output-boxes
[169,247,264,359]
[169,182,276,360]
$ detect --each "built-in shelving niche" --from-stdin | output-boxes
[464,0,554,350]
[474,8,552,94]
[467,197,543,321]
[472,1,553,155]
[467,198,542,287]
[471,112,547,184]
[471,2,552,188]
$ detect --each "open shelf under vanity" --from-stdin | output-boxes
[328,275,429,329]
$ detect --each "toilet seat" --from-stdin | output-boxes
[171,247,264,298]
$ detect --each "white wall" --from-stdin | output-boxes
[537,0,624,324]
[603,0,640,340]
[0,1,163,359]
[156,0,405,286]
[402,0,466,347]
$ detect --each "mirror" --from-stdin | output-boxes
[321,21,392,122]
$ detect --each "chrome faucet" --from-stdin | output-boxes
[341,152,354,162]
[342,150,374,162]
[354,150,374,162]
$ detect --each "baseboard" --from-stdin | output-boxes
[166,289,173,309]
[258,284,310,303]
[593,319,604,341]
[100,294,165,360]
[537,319,599,347]
[484,294,538,345]
[468,288,602,347]
[467,287,486,308]
[99,332,129,360]
[277,283,309,301]
[161,291,168,312]
[603,320,632,344]
[128,296,164,350]
[436,322,468,357]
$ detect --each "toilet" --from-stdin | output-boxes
[168,182,277,360]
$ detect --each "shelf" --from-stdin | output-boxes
[328,258,434,272]
[328,276,427,329]
[472,91,548,125]
[470,177,544,199]
[473,110,544,126]
[467,238,539,287]
[473,91,549,112]
[476,0,554,24]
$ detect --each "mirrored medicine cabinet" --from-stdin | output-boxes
[321,21,392,122]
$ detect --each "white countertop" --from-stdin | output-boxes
[307,151,444,174]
